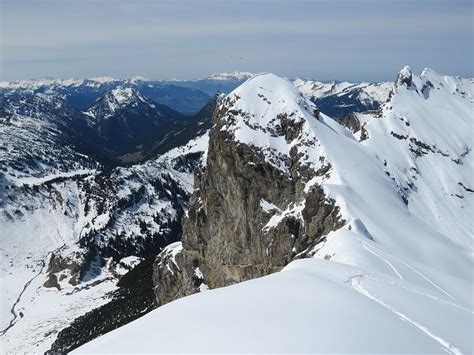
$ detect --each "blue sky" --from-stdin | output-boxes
[1,0,473,81]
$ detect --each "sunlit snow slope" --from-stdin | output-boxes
[76,69,472,354]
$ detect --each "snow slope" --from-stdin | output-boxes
[76,259,472,354]
[357,67,474,247]
[77,70,473,354]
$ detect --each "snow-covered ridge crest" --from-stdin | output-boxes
[219,73,346,176]
[0,77,121,90]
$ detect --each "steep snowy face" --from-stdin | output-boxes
[395,65,413,87]
[219,71,473,275]
[358,67,474,247]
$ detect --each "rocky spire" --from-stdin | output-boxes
[395,65,413,87]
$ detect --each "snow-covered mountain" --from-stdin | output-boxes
[206,71,254,81]
[84,87,186,160]
[293,77,393,117]
[0,77,211,114]
[2,67,472,354]
[1,86,214,164]
[1,73,394,118]
[0,131,210,352]
[78,68,473,354]
[0,84,212,352]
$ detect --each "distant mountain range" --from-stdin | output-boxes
[1,71,392,117]
[0,72,253,115]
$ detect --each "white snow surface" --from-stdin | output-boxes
[77,70,473,354]
[76,258,472,354]
[160,131,210,166]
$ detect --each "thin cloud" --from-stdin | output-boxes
[1,0,472,81]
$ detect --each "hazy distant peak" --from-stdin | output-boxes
[206,71,255,81]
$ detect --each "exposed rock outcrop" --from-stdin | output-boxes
[153,74,344,306]
[395,65,413,87]
[337,112,361,133]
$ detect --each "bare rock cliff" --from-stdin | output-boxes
[153,74,345,305]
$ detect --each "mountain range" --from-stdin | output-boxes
[1,69,472,354]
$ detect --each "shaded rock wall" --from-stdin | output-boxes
[153,101,344,306]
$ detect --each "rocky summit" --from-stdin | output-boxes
[153,74,346,304]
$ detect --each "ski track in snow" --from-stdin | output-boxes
[350,275,462,355]
[395,282,474,315]
[362,242,404,280]
[368,243,456,300]
[0,257,47,336]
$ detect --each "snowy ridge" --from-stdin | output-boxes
[78,69,473,354]
[0,77,120,90]
[220,73,349,177]
[86,87,154,119]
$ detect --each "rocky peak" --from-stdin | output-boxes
[109,87,140,104]
[152,73,344,306]
[395,65,413,87]
[217,73,323,175]
[86,86,152,119]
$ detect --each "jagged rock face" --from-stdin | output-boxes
[153,74,344,305]
[395,65,413,87]
[337,112,361,133]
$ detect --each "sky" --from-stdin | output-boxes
[1,0,473,82]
